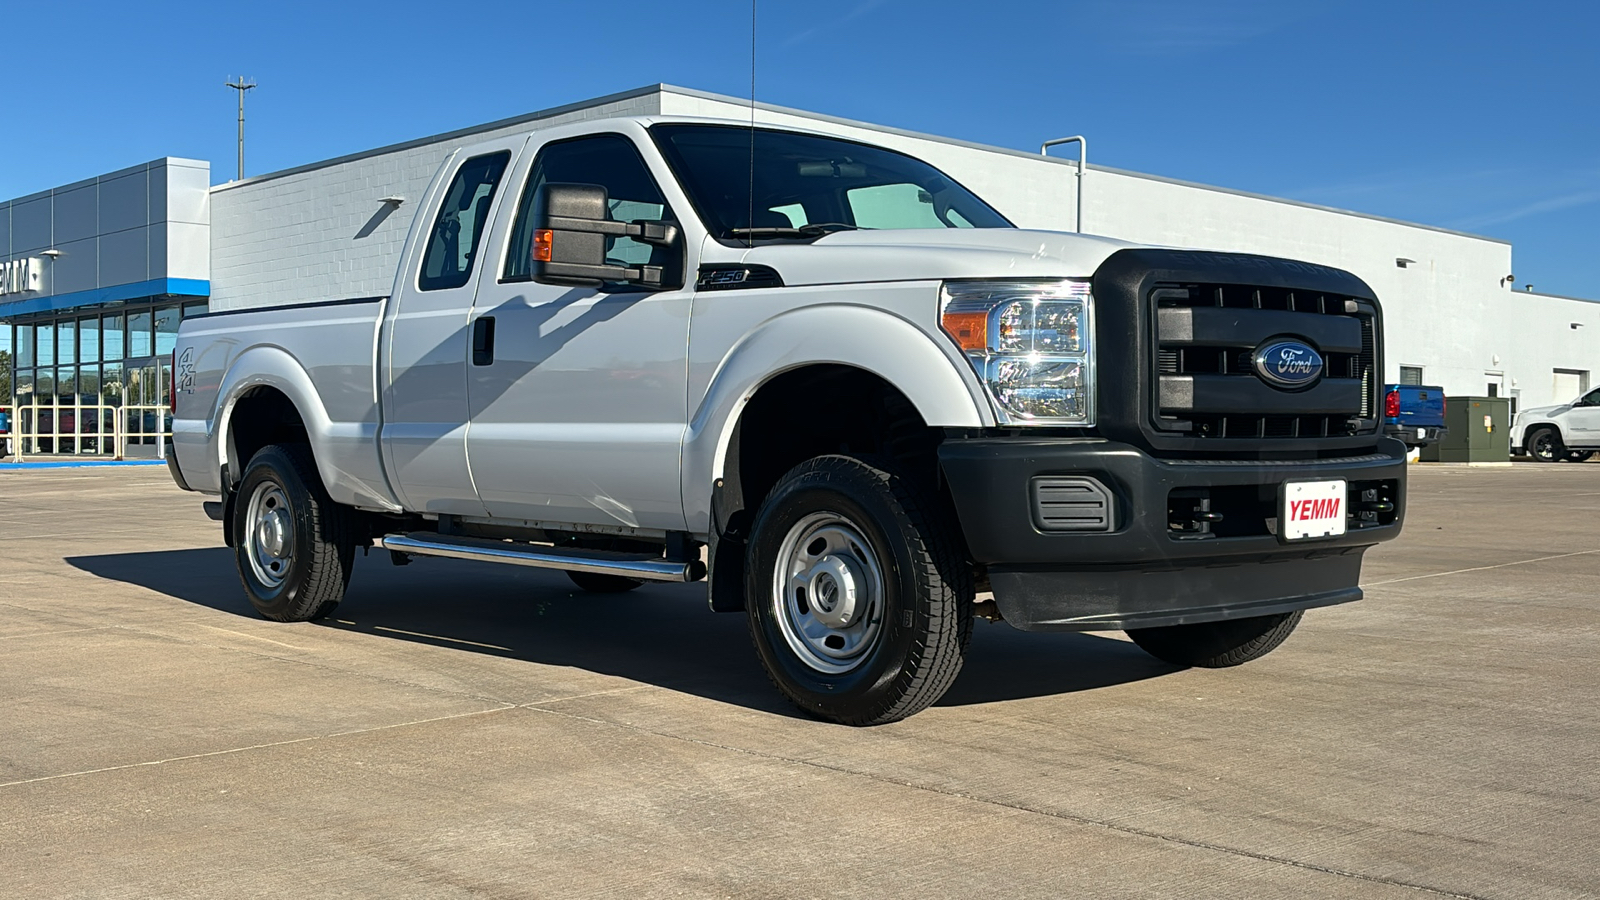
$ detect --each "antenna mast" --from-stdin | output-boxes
[225,76,257,180]
[747,0,757,247]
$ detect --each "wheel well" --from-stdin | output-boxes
[228,387,309,479]
[723,365,945,533]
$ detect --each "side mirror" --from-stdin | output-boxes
[530,182,680,289]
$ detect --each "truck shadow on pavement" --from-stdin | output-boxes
[66,547,1181,716]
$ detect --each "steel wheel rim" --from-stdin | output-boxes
[245,481,295,589]
[771,511,886,675]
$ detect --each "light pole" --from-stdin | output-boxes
[225,77,257,180]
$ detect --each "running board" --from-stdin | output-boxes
[373,533,705,583]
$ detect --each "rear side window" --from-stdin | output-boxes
[419,151,510,291]
[504,134,678,284]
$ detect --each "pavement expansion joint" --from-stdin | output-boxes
[1361,548,1600,588]
[0,706,517,790]
[522,703,1495,900]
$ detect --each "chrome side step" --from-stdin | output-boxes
[373,533,705,583]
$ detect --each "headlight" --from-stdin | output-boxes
[940,279,1095,426]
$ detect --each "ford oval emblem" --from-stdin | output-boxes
[1252,339,1324,389]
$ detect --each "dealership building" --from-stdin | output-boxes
[2,84,1596,457]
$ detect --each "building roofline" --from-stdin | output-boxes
[654,85,1513,247]
[2,158,210,208]
[206,81,1511,248]
[1520,289,1600,305]
[209,85,669,192]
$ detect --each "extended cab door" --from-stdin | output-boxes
[464,125,696,532]
[380,141,522,515]
[1568,386,1600,445]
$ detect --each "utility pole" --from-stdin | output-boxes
[225,77,257,180]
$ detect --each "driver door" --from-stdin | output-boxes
[464,130,693,532]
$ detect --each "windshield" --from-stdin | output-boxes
[651,124,1012,242]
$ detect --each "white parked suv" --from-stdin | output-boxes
[167,116,1407,724]
[1513,387,1600,462]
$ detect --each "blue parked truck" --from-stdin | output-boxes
[1383,384,1447,448]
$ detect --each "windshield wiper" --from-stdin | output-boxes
[725,222,860,240]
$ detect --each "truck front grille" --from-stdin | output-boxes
[1151,283,1378,439]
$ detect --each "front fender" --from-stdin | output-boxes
[213,346,400,511]
[681,302,992,533]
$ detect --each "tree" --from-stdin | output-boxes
[0,349,10,406]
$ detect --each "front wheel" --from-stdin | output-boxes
[746,456,972,726]
[1527,428,1563,462]
[1126,610,1303,668]
[234,444,357,622]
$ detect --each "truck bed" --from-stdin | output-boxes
[171,297,395,509]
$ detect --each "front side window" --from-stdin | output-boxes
[1580,387,1600,406]
[419,151,511,291]
[651,124,1010,243]
[504,134,679,285]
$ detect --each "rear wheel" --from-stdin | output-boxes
[234,444,357,622]
[746,455,972,726]
[1126,610,1303,668]
[1565,450,1594,463]
[1527,428,1563,462]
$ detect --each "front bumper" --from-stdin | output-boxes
[1385,424,1446,446]
[938,436,1407,631]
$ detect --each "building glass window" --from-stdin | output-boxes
[103,314,125,362]
[79,316,100,365]
[1399,366,1424,386]
[59,320,76,367]
[103,362,124,408]
[37,323,55,367]
[129,311,153,358]
[182,301,209,318]
[155,306,180,357]
[16,325,33,368]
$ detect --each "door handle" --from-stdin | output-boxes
[472,316,496,366]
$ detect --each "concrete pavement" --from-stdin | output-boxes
[1,464,1596,898]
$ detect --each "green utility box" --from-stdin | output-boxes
[1420,396,1511,462]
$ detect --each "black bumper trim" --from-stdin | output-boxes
[166,445,193,492]
[989,552,1363,632]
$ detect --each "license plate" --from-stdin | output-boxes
[1417,427,1427,439]
[1282,480,1347,540]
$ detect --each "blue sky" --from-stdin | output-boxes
[2,0,1597,302]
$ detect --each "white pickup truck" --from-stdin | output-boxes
[1513,386,1600,462]
[169,116,1406,724]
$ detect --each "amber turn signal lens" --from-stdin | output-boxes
[532,229,554,262]
[941,311,988,352]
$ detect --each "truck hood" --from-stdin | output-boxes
[1518,404,1571,419]
[734,228,1141,287]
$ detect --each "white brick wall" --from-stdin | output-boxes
[208,93,662,310]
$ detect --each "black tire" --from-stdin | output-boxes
[1127,610,1304,668]
[233,443,357,622]
[566,570,645,593]
[1527,428,1563,463]
[1565,450,1594,463]
[745,455,973,726]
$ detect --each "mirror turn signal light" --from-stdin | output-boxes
[941,311,988,352]
[532,229,554,263]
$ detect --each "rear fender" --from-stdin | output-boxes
[214,346,400,510]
